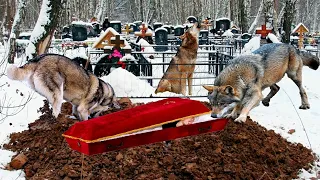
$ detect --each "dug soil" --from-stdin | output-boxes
[2,100,317,180]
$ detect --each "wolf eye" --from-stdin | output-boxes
[217,102,227,106]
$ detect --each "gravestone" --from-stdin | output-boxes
[174,25,184,36]
[110,21,122,34]
[231,28,239,34]
[153,22,163,30]
[62,26,72,39]
[238,33,252,48]
[241,33,252,40]
[162,25,172,34]
[133,21,142,31]
[92,22,101,36]
[129,23,138,32]
[86,23,96,38]
[71,23,87,41]
[215,18,231,33]
[102,17,110,31]
[187,16,197,23]
[199,30,209,45]
[155,28,168,51]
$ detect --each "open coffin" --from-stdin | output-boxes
[63,98,228,155]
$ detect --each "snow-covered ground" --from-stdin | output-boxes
[0,41,320,179]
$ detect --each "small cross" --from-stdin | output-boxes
[111,35,124,50]
[122,24,133,35]
[140,23,148,38]
[201,19,211,30]
[256,24,272,39]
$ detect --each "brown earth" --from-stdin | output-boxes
[2,100,318,180]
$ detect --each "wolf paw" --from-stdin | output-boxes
[234,115,247,123]
[262,99,270,107]
[299,104,310,109]
[224,113,237,120]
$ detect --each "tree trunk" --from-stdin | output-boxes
[283,0,296,43]
[272,0,280,37]
[248,0,264,34]
[312,3,318,32]
[7,0,26,64]
[238,0,248,33]
[26,0,64,59]
[139,0,144,21]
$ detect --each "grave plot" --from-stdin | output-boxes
[2,100,316,179]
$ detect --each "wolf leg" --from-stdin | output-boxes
[50,82,64,119]
[287,70,310,109]
[187,73,194,95]
[235,87,263,123]
[225,104,241,119]
[77,103,89,120]
[34,76,63,119]
[180,73,187,96]
[262,84,280,106]
[72,105,82,119]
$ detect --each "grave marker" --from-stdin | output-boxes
[292,23,309,49]
[201,18,212,30]
[110,21,122,34]
[122,24,133,35]
[155,28,168,51]
[256,24,272,39]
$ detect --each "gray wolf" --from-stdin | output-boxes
[155,22,200,95]
[7,54,120,120]
[203,43,319,123]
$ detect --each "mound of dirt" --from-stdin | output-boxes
[2,100,317,179]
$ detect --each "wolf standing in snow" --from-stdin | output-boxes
[203,43,319,123]
[155,22,200,95]
[7,54,120,120]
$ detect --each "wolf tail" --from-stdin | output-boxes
[7,64,35,81]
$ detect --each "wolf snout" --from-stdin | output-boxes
[211,113,218,118]
[196,22,201,28]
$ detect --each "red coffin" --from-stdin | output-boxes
[63,98,228,155]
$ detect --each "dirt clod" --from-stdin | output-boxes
[3,100,317,179]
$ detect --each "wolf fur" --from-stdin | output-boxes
[203,43,319,123]
[7,54,120,120]
[155,22,200,95]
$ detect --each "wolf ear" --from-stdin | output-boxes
[224,85,235,95]
[202,85,216,92]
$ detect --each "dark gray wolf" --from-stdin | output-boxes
[155,22,200,95]
[7,54,120,120]
[203,43,319,123]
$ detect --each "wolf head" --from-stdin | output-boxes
[300,51,320,70]
[203,85,241,118]
[88,80,120,118]
[155,79,172,94]
[180,22,200,48]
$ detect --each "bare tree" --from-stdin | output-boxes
[248,0,265,34]
[7,0,26,64]
[283,0,296,43]
[26,0,64,59]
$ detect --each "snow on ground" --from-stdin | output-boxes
[0,61,44,179]
[1,40,320,178]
